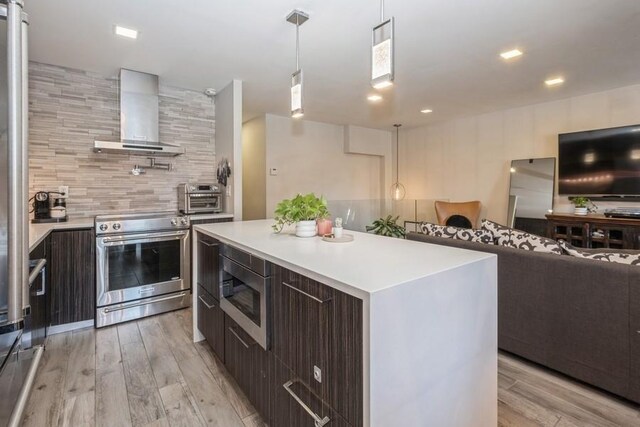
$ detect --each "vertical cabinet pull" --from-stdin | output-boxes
[228,327,250,349]
[282,282,331,304]
[283,380,330,427]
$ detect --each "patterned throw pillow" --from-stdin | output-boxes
[508,229,563,255]
[481,219,563,255]
[558,241,640,265]
[481,219,511,246]
[419,222,494,244]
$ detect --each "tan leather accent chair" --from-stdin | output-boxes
[434,200,482,229]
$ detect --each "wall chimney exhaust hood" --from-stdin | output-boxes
[94,69,185,156]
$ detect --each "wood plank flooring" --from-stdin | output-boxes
[20,308,640,426]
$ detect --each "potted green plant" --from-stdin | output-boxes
[570,196,590,216]
[366,215,407,238]
[273,193,330,237]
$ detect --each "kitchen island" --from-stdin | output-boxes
[192,219,497,427]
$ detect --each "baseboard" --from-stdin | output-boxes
[47,320,94,335]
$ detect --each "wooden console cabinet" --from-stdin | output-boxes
[546,213,640,249]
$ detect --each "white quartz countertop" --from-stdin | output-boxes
[29,218,94,252]
[194,219,495,299]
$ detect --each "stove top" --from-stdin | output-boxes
[95,211,190,235]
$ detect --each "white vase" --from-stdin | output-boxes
[295,220,317,237]
[574,207,588,216]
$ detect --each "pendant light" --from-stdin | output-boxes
[287,10,309,119]
[391,124,406,200]
[371,0,394,89]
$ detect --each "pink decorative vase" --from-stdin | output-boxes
[317,218,333,236]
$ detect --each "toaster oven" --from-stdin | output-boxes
[178,183,222,214]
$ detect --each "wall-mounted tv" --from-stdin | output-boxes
[558,124,640,197]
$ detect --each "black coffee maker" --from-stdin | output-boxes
[33,191,50,221]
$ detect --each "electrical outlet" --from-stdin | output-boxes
[269,168,278,176]
[58,185,69,198]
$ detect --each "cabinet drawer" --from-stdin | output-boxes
[224,315,270,423]
[197,286,225,362]
[197,235,219,297]
[271,354,350,427]
[272,265,364,426]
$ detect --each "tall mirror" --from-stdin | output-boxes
[507,158,556,236]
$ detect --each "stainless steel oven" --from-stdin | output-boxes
[219,245,270,350]
[178,183,222,214]
[95,212,191,327]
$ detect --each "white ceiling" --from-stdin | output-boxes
[25,0,640,129]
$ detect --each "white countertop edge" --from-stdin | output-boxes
[194,225,496,300]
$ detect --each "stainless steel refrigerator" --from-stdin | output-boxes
[0,1,43,426]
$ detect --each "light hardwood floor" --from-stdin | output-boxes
[21,308,640,426]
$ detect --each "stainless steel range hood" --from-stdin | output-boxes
[94,69,185,157]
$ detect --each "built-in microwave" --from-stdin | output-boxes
[219,245,270,350]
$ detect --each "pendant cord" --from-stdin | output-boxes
[394,124,401,183]
[380,0,384,22]
[296,16,300,70]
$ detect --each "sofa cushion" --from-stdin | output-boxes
[419,222,494,244]
[481,219,511,245]
[481,219,562,255]
[559,240,640,265]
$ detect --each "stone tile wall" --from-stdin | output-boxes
[28,62,216,218]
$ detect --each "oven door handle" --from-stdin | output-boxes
[99,230,189,246]
[102,292,187,313]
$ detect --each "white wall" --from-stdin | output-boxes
[264,114,390,217]
[216,80,243,217]
[402,84,640,224]
[242,116,266,220]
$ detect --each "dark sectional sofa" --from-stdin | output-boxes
[407,232,640,404]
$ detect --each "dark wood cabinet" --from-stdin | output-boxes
[271,354,349,427]
[272,265,363,427]
[547,213,640,249]
[196,234,219,297]
[224,315,271,423]
[197,285,225,362]
[49,229,95,325]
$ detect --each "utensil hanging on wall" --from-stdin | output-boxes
[217,158,231,187]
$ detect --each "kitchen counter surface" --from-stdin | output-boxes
[29,218,94,252]
[194,219,495,299]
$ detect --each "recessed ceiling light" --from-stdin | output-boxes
[545,77,564,87]
[500,49,523,60]
[367,94,383,102]
[420,109,433,114]
[115,25,138,39]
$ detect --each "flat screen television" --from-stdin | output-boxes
[558,124,640,197]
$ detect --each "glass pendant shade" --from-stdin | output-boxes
[390,182,406,200]
[371,18,394,89]
[291,69,303,118]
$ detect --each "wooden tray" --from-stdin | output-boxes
[322,234,354,243]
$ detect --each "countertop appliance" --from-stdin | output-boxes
[30,191,67,223]
[219,244,271,350]
[178,183,222,214]
[0,3,45,427]
[95,212,191,328]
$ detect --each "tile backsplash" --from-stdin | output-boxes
[28,62,216,218]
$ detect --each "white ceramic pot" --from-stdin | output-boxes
[295,220,317,237]
[574,207,588,216]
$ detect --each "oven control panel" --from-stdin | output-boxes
[95,214,190,235]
